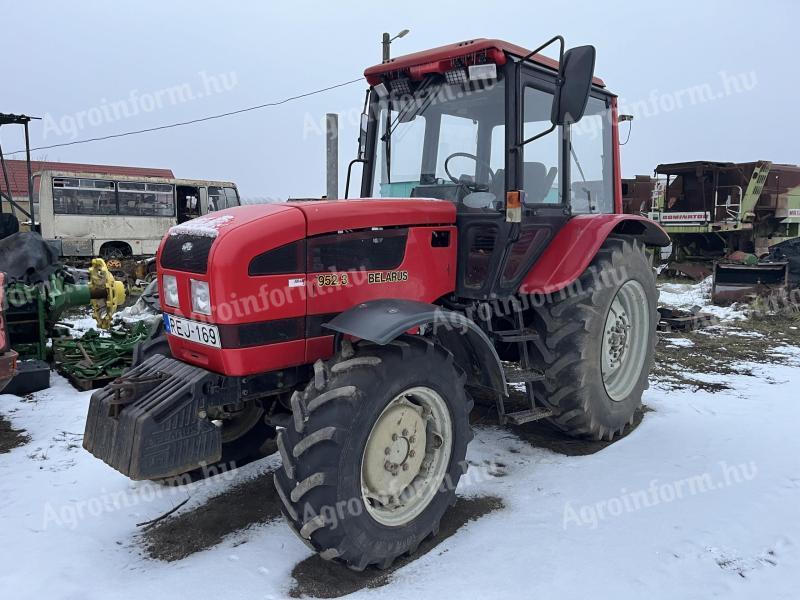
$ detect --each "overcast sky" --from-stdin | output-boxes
[2,0,797,200]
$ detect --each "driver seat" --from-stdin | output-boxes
[524,162,558,204]
[491,164,558,205]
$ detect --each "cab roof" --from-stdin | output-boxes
[364,38,605,88]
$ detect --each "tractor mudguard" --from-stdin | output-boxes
[519,214,670,295]
[324,299,507,396]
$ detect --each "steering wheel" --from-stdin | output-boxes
[443,152,495,192]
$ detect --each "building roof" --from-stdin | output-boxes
[364,38,605,87]
[0,160,174,197]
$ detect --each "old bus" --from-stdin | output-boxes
[35,170,240,258]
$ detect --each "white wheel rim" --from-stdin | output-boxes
[601,280,650,402]
[360,386,453,527]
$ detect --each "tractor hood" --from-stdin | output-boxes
[165,198,456,248]
[158,198,456,314]
[156,198,458,375]
[287,198,456,235]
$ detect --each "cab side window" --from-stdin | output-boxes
[568,96,614,214]
[521,86,560,205]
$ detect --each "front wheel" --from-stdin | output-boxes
[274,336,473,570]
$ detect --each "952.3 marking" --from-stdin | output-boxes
[316,273,349,287]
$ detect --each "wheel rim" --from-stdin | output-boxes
[601,280,650,402]
[361,386,453,527]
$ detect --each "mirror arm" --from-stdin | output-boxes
[344,158,367,199]
[515,122,556,150]
[513,35,566,150]
[520,35,565,65]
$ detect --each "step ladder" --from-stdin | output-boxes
[489,309,553,426]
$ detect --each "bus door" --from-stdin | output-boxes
[176,185,201,223]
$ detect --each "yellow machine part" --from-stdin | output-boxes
[88,258,127,329]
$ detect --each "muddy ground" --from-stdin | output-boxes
[0,414,29,453]
[653,313,800,392]
[140,466,503,598]
[141,468,284,562]
[289,496,504,598]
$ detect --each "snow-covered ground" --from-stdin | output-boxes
[658,277,748,322]
[2,309,799,598]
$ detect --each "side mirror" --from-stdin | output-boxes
[551,45,596,126]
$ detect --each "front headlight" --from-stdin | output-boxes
[191,279,211,315]
[163,274,180,308]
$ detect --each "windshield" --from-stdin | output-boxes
[371,75,506,209]
[366,71,614,215]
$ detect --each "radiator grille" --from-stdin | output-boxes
[160,234,214,274]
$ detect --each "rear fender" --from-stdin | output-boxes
[519,214,670,295]
[324,299,507,396]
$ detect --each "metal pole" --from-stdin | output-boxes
[24,119,33,206]
[0,113,38,221]
[382,32,391,62]
[0,137,11,214]
[325,113,339,200]
[0,140,33,219]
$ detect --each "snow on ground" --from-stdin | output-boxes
[659,277,747,322]
[2,336,799,599]
[60,313,101,336]
[664,337,695,348]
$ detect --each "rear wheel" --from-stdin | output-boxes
[274,336,472,570]
[529,237,658,441]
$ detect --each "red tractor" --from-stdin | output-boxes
[84,37,669,570]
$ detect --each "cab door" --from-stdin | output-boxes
[491,67,571,297]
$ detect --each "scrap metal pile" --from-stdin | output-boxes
[53,322,151,391]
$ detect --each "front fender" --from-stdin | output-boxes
[324,299,507,396]
[519,214,670,295]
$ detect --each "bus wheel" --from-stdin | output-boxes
[99,242,131,261]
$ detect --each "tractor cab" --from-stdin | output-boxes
[358,38,618,299]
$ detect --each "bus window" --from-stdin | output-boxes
[208,186,223,211]
[208,186,239,210]
[118,182,175,216]
[53,178,116,215]
[223,187,239,208]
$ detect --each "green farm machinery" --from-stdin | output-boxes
[623,160,800,303]
[1,232,126,394]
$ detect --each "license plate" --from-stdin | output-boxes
[163,313,221,348]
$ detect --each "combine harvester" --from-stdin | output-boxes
[84,36,670,570]
[624,161,800,303]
